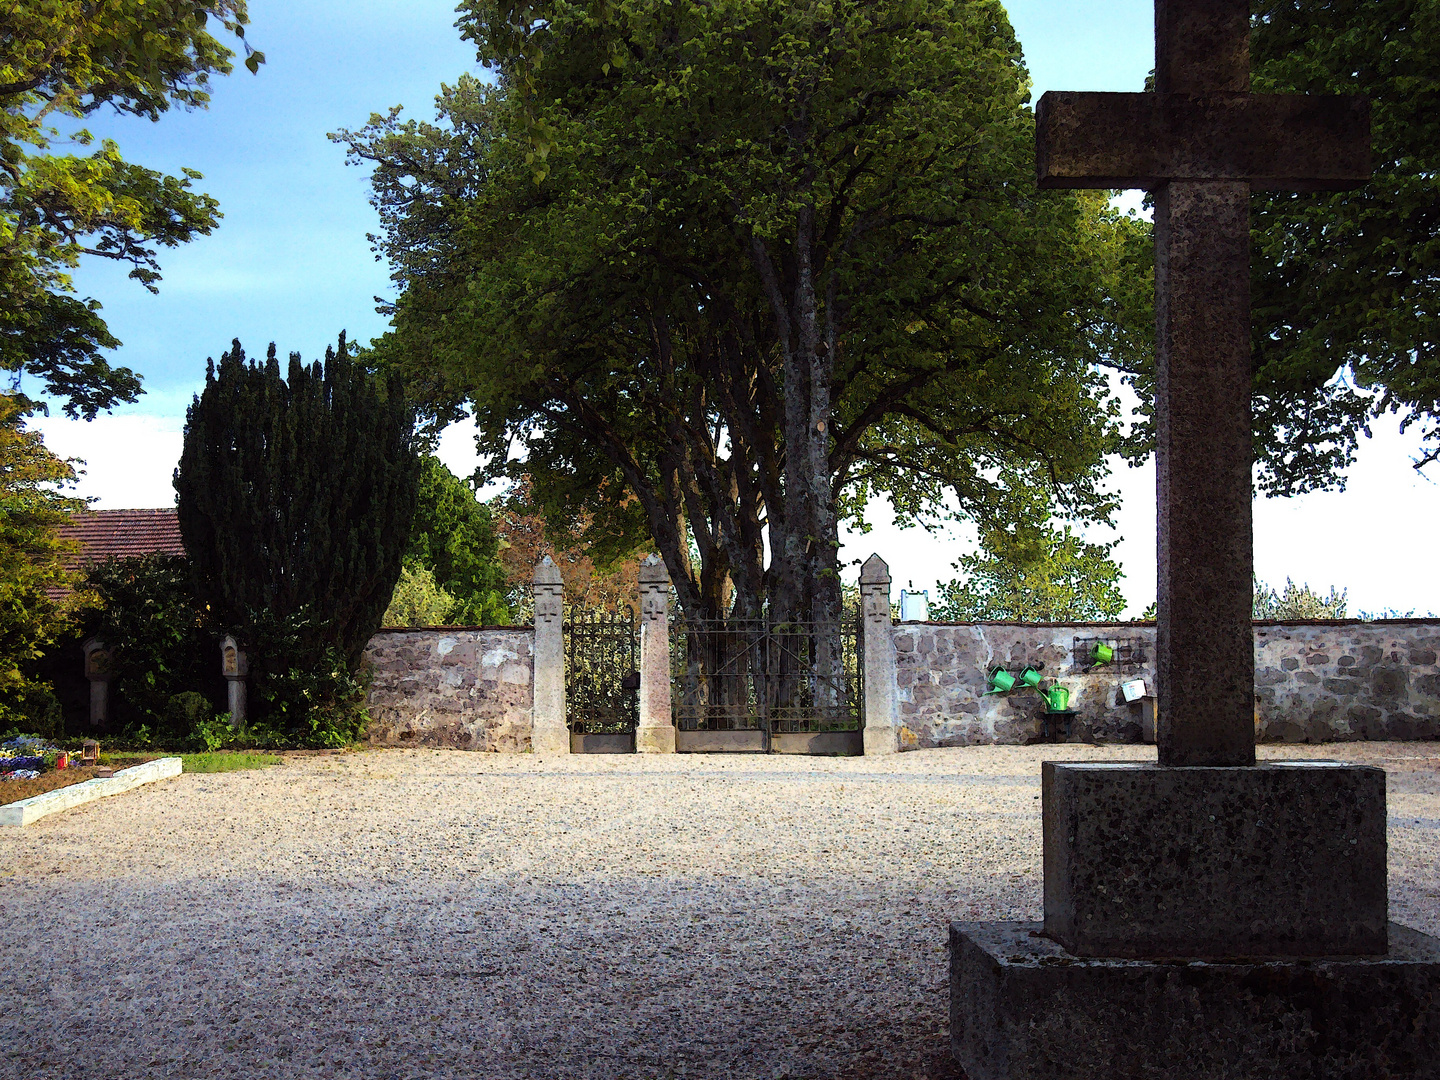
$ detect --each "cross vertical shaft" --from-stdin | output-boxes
[1154,180,1254,766]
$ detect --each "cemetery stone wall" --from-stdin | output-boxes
[893,620,1440,749]
[363,627,535,751]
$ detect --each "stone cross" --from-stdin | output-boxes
[1035,0,1369,766]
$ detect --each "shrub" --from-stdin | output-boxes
[175,335,416,742]
[79,555,225,741]
[383,562,457,626]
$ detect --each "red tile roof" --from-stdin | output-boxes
[57,509,186,571]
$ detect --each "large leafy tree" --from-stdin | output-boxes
[0,392,84,724]
[1247,0,1440,490]
[933,524,1127,622]
[403,454,510,624]
[337,0,1150,636]
[1,0,262,418]
[174,335,418,734]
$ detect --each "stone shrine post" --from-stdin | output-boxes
[82,637,112,727]
[220,634,248,728]
[859,554,899,755]
[635,555,676,753]
[530,556,569,754]
[1036,0,1368,765]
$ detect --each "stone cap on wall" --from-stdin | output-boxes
[638,553,669,585]
[533,555,562,585]
[860,553,890,585]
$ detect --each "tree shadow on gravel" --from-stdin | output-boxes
[832,1017,967,1080]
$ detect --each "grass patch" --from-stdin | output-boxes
[179,751,284,773]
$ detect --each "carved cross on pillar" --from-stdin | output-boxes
[1036,0,1369,766]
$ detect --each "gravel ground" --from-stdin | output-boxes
[2,742,1438,1080]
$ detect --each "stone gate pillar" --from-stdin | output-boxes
[636,554,676,753]
[531,556,569,754]
[860,554,900,755]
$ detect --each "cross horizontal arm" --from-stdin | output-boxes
[1036,92,1369,191]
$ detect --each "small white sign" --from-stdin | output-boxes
[1121,679,1147,703]
[899,590,930,622]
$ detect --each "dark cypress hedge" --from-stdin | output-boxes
[175,334,418,743]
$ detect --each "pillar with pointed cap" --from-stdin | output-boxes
[636,554,676,753]
[531,556,568,754]
[858,554,899,755]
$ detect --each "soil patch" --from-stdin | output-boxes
[0,756,158,806]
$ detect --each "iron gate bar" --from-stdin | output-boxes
[670,608,862,738]
[564,607,639,736]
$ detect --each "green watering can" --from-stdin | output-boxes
[1092,642,1114,664]
[1018,667,1043,689]
[985,668,1017,695]
[1043,685,1071,713]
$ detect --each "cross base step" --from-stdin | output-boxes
[951,921,1440,1080]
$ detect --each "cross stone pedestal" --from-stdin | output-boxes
[951,2,1440,1074]
[951,763,1440,1079]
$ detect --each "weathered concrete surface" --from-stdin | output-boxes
[892,621,1440,749]
[1042,761,1387,957]
[951,920,1440,1080]
[1036,93,1371,190]
[363,628,534,751]
[1152,176,1258,767]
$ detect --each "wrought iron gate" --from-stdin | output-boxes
[565,607,639,753]
[670,609,862,753]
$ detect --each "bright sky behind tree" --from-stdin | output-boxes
[32,0,1438,617]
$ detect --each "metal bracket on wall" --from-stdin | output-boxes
[1072,635,1148,674]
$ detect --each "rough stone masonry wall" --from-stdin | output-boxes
[893,620,1440,749]
[363,628,534,751]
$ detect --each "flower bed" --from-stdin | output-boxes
[0,737,156,806]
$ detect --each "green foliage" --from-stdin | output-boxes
[1248,0,1440,488]
[175,338,415,743]
[933,523,1127,622]
[179,750,282,772]
[0,685,64,740]
[1253,577,1349,620]
[404,455,509,624]
[382,562,456,627]
[336,0,1151,631]
[1,1,262,419]
[81,554,220,740]
[0,394,84,724]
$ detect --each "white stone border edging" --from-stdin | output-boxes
[0,757,183,826]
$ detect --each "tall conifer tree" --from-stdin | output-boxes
[175,335,418,674]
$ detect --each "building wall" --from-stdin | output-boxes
[362,628,534,751]
[892,620,1440,749]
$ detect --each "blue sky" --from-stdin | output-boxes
[32,0,1439,616]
